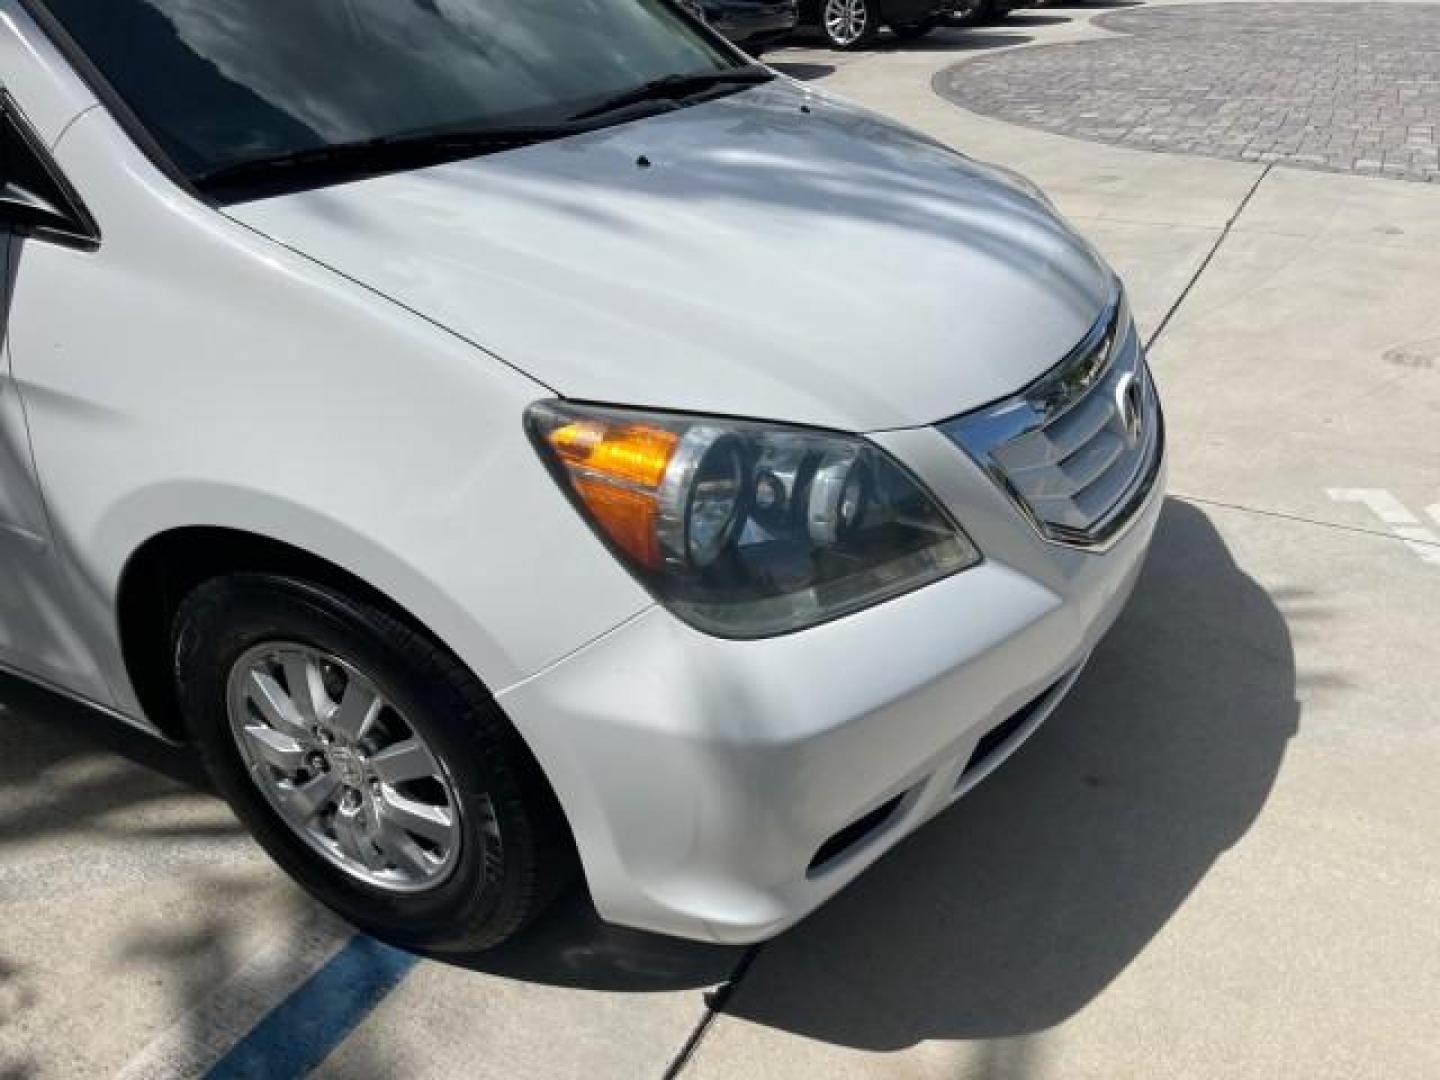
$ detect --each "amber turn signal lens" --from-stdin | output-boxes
[544,420,680,569]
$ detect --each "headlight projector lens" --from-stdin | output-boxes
[658,428,749,568]
[807,450,872,544]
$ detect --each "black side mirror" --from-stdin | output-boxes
[0,179,76,233]
[0,93,98,250]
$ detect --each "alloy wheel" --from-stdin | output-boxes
[823,0,871,46]
[225,642,477,893]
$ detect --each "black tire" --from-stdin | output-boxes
[890,16,939,39]
[818,0,879,49]
[173,573,573,953]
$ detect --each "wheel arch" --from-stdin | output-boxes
[115,525,442,741]
[114,522,586,915]
[94,474,549,734]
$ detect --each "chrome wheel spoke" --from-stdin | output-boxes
[280,650,324,726]
[368,739,433,786]
[245,669,308,738]
[376,820,434,877]
[379,789,454,847]
[334,804,383,870]
[242,725,309,773]
[279,771,340,822]
[331,678,383,743]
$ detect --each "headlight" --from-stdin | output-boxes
[527,402,980,637]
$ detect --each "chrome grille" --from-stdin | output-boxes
[940,293,1164,548]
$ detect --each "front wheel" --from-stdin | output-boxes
[820,0,878,48]
[173,573,573,953]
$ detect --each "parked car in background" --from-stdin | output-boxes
[947,0,1023,26]
[1,0,1163,951]
[693,0,800,49]
[800,0,954,48]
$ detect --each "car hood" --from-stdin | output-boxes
[228,80,1112,433]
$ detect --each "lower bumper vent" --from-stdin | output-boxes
[961,680,1060,780]
[807,793,905,874]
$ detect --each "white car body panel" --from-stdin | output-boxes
[0,0,91,144]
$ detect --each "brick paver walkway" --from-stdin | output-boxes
[936,4,1440,182]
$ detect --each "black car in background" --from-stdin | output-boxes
[947,0,1023,25]
[685,0,801,48]
[799,0,953,48]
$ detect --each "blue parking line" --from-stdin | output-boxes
[205,935,421,1080]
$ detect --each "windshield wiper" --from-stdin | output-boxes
[570,65,774,122]
[194,122,585,197]
[195,66,775,199]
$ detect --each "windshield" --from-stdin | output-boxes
[39,0,740,188]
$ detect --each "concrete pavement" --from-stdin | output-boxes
[2,4,1438,1078]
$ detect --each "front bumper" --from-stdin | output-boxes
[498,426,1166,943]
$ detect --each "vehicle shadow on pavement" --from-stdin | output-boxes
[766,61,838,82]
[0,674,213,852]
[1039,0,1141,9]
[716,497,1303,1047]
[995,13,1076,28]
[441,883,748,993]
[779,28,1035,53]
[0,675,255,1079]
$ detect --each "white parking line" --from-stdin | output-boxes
[1326,489,1440,564]
[114,906,354,1080]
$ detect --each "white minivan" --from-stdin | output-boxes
[0,0,1163,949]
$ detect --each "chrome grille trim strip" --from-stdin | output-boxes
[938,290,1165,551]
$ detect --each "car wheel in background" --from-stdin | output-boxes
[820,0,878,47]
[173,573,574,953]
